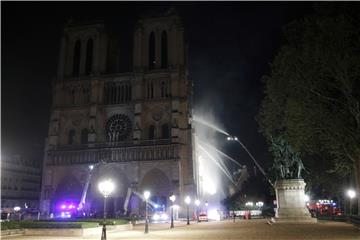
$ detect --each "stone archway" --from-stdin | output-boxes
[139,168,172,208]
[52,175,82,213]
[87,163,131,218]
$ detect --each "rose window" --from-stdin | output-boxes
[106,114,132,141]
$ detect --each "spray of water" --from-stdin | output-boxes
[192,116,230,136]
[234,139,274,188]
[193,113,274,188]
[198,139,242,167]
[192,109,229,206]
[198,144,235,184]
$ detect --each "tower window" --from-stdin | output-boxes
[161,124,170,139]
[161,31,168,68]
[104,82,132,105]
[68,129,76,144]
[71,89,75,104]
[129,85,132,101]
[72,40,81,77]
[85,38,93,75]
[149,32,155,70]
[151,82,154,99]
[81,128,88,144]
[147,81,154,99]
[149,125,155,140]
[161,81,166,98]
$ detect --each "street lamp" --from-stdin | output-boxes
[205,201,209,217]
[347,189,356,215]
[144,190,150,234]
[169,194,176,228]
[98,179,115,240]
[256,201,264,208]
[13,206,21,221]
[195,199,200,222]
[185,196,191,225]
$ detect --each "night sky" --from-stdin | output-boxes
[2,2,313,190]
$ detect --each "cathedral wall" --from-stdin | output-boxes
[41,9,196,217]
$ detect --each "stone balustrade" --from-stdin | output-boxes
[46,141,179,166]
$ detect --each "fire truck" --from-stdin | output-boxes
[306,199,342,217]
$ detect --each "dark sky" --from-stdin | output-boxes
[2,2,313,180]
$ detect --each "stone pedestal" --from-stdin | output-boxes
[275,179,316,223]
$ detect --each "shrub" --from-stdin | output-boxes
[1,221,21,230]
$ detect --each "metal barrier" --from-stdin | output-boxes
[349,215,360,229]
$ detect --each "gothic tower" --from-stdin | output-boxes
[40,9,196,217]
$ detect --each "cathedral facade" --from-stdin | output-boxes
[40,9,198,217]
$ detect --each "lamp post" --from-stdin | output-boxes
[347,189,356,215]
[98,179,115,240]
[169,194,176,228]
[13,206,21,221]
[195,199,200,222]
[205,201,208,217]
[185,196,191,225]
[144,191,150,234]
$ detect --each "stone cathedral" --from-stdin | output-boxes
[40,9,198,217]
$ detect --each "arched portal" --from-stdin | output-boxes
[87,164,131,218]
[139,168,172,208]
[53,175,82,213]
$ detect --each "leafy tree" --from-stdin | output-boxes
[258,4,360,213]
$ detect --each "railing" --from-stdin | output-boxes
[349,215,360,229]
[51,139,172,151]
[46,141,179,166]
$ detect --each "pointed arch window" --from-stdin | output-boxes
[161,81,166,98]
[161,124,170,139]
[151,82,154,99]
[72,40,81,76]
[149,125,155,140]
[85,38,93,75]
[81,128,88,144]
[129,85,132,101]
[149,32,155,70]
[68,129,76,144]
[71,89,75,104]
[161,31,168,68]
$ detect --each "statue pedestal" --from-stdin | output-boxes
[275,179,316,223]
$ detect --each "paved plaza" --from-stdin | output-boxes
[3,219,360,240]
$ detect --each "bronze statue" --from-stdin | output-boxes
[270,137,306,179]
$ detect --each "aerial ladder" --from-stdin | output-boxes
[76,163,158,216]
[78,164,95,211]
[123,188,158,215]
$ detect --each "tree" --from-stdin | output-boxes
[258,4,360,214]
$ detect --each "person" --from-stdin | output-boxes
[266,217,276,225]
[233,212,236,223]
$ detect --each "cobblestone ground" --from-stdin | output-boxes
[3,219,360,240]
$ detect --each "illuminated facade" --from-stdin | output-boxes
[40,9,197,216]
